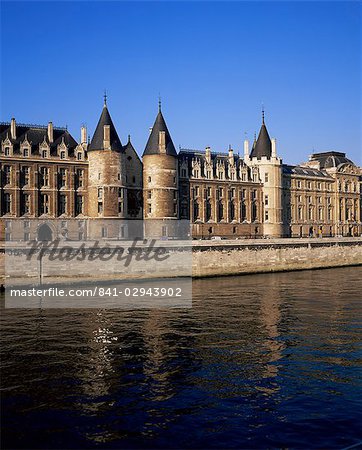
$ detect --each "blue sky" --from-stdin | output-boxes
[1,1,361,165]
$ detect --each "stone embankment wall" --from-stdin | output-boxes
[0,237,361,286]
[191,237,362,277]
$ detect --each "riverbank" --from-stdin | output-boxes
[0,237,361,286]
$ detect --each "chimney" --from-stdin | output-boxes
[228,146,234,163]
[205,146,211,164]
[103,125,110,149]
[81,125,87,145]
[158,131,166,152]
[271,138,277,157]
[10,118,16,140]
[244,139,249,160]
[47,121,53,143]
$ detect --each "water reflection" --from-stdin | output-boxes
[1,266,361,449]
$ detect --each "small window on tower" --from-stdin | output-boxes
[148,176,151,183]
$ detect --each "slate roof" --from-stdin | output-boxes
[282,164,334,179]
[143,110,177,157]
[309,151,355,169]
[250,119,272,159]
[0,122,78,156]
[88,104,123,152]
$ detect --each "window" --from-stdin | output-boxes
[76,196,83,215]
[265,173,269,183]
[173,176,176,184]
[42,150,48,158]
[101,227,107,238]
[241,189,246,199]
[218,171,224,180]
[4,147,10,156]
[327,197,331,205]
[297,180,301,189]
[148,204,152,213]
[58,194,67,215]
[195,186,200,197]
[98,173,101,180]
[148,176,151,182]
[118,188,123,198]
[40,194,50,215]
[231,188,236,198]
[59,168,67,188]
[241,172,246,182]
[308,207,313,220]
[317,182,321,190]
[307,181,311,189]
[24,232,30,241]
[298,206,303,221]
[207,187,211,197]
[181,169,187,178]
[60,151,66,160]
[173,190,177,200]
[173,203,177,214]
[21,194,30,215]
[251,190,257,201]
[4,165,11,184]
[98,202,103,213]
[23,148,29,157]
[76,169,84,188]
[118,201,123,213]
[319,207,323,221]
[206,170,212,179]
[265,211,269,221]
[40,167,49,187]
[98,188,103,199]
[4,193,11,214]
[77,152,82,160]
[265,195,269,206]
[132,176,136,183]
[22,167,30,186]
[118,173,121,180]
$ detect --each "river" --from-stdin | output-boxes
[1,267,361,449]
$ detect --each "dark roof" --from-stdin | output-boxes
[310,151,355,169]
[143,110,177,157]
[0,122,78,156]
[282,164,334,179]
[88,104,123,152]
[250,119,272,159]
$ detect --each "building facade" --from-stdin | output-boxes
[1,101,361,240]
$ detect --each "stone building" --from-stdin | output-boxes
[1,100,361,240]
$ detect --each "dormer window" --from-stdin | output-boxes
[42,150,48,158]
[60,151,66,160]
[23,148,29,157]
[77,152,82,161]
[4,147,10,156]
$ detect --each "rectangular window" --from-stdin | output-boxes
[98,202,103,213]
[58,194,67,215]
[24,232,30,241]
[40,167,49,187]
[4,193,11,214]
[98,188,103,199]
[77,152,82,160]
[23,166,30,186]
[4,147,10,156]
[265,210,269,221]
[59,168,67,188]
[4,165,11,184]
[265,195,269,206]
[40,194,49,215]
[60,151,66,159]
[207,187,211,197]
[265,173,269,183]
[148,204,152,213]
[76,169,84,188]
[22,194,30,215]
[23,148,29,157]
[118,201,123,213]
[147,190,152,199]
[231,188,236,198]
[76,196,83,215]
[173,190,177,200]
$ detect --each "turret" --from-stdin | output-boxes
[142,102,178,236]
[87,95,126,219]
[248,110,283,237]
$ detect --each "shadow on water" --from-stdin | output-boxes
[1,266,362,449]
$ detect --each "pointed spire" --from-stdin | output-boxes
[104,89,107,106]
[250,113,272,159]
[158,94,162,113]
[88,99,123,152]
[128,134,131,143]
[143,106,177,157]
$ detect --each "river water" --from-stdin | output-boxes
[1,267,361,449]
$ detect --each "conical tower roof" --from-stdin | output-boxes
[143,104,177,157]
[250,112,272,159]
[88,100,123,152]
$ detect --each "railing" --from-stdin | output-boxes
[0,122,66,131]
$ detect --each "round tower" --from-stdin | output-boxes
[142,102,178,237]
[248,111,283,238]
[87,97,126,237]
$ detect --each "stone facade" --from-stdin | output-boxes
[1,103,361,240]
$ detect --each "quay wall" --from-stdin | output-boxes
[191,237,362,277]
[0,238,361,286]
